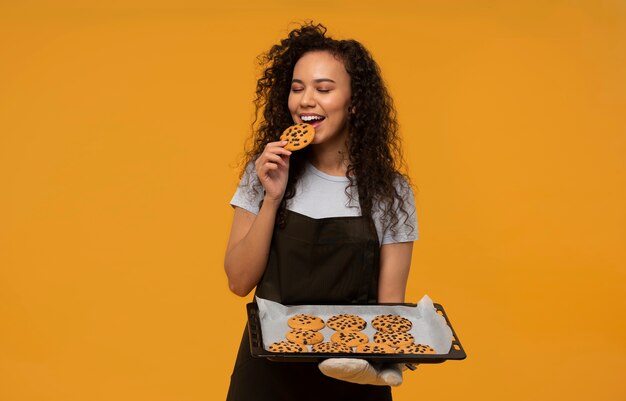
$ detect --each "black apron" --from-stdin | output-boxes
[226,210,392,401]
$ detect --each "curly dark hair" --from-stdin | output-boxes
[241,22,414,235]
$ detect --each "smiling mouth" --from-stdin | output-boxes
[301,115,325,123]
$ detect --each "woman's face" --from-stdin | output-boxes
[288,51,352,147]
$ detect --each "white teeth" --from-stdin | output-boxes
[301,115,324,122]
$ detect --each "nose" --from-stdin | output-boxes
[300,88,316,108]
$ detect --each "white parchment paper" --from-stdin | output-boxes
[255,295,453,354]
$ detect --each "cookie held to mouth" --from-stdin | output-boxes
[280,123,315,151]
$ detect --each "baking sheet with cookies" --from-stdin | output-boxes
[247,295,467,363]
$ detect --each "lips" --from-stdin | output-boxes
[300,114,325,123]
[300,114,325,128]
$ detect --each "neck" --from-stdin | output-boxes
[309,142,350,177]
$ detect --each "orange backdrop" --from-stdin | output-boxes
[1,1,625,400]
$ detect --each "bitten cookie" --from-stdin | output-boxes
[396,344,437,354]
[326,314,367,332]
[286,328,324,345]
[268,341,305,353]
[287,314,325,331]
[354,343,396,354]
[371,314,413,333]
[280,123,315,151]
[331,331,369,347]
[311,342,352,353]
[373,331,414,348]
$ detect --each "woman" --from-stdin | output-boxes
[224,22,418,401]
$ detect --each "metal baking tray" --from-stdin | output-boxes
[246,302,467,364]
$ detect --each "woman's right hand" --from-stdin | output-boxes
[255,140,292,203]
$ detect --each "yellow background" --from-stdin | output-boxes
[1,1,625,400]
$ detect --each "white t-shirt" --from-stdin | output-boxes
[230,162,418,245]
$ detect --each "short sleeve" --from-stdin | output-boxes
[375,177,419,245]
[230,161,263,215]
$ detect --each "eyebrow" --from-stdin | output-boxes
[292,78,336,84]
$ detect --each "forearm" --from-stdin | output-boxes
[224,200,280,296]
[378,287,406,303]
[377,242,413,303]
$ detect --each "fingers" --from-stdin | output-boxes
[266,152,289,168]
[254,140,292,202]
[265,141,293,158]
[255,141,292,169]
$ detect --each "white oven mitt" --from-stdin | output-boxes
[318,358,412,386]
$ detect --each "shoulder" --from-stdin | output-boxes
[375,173,415,210]
[393,174,414,197]
[373,173,418,245]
